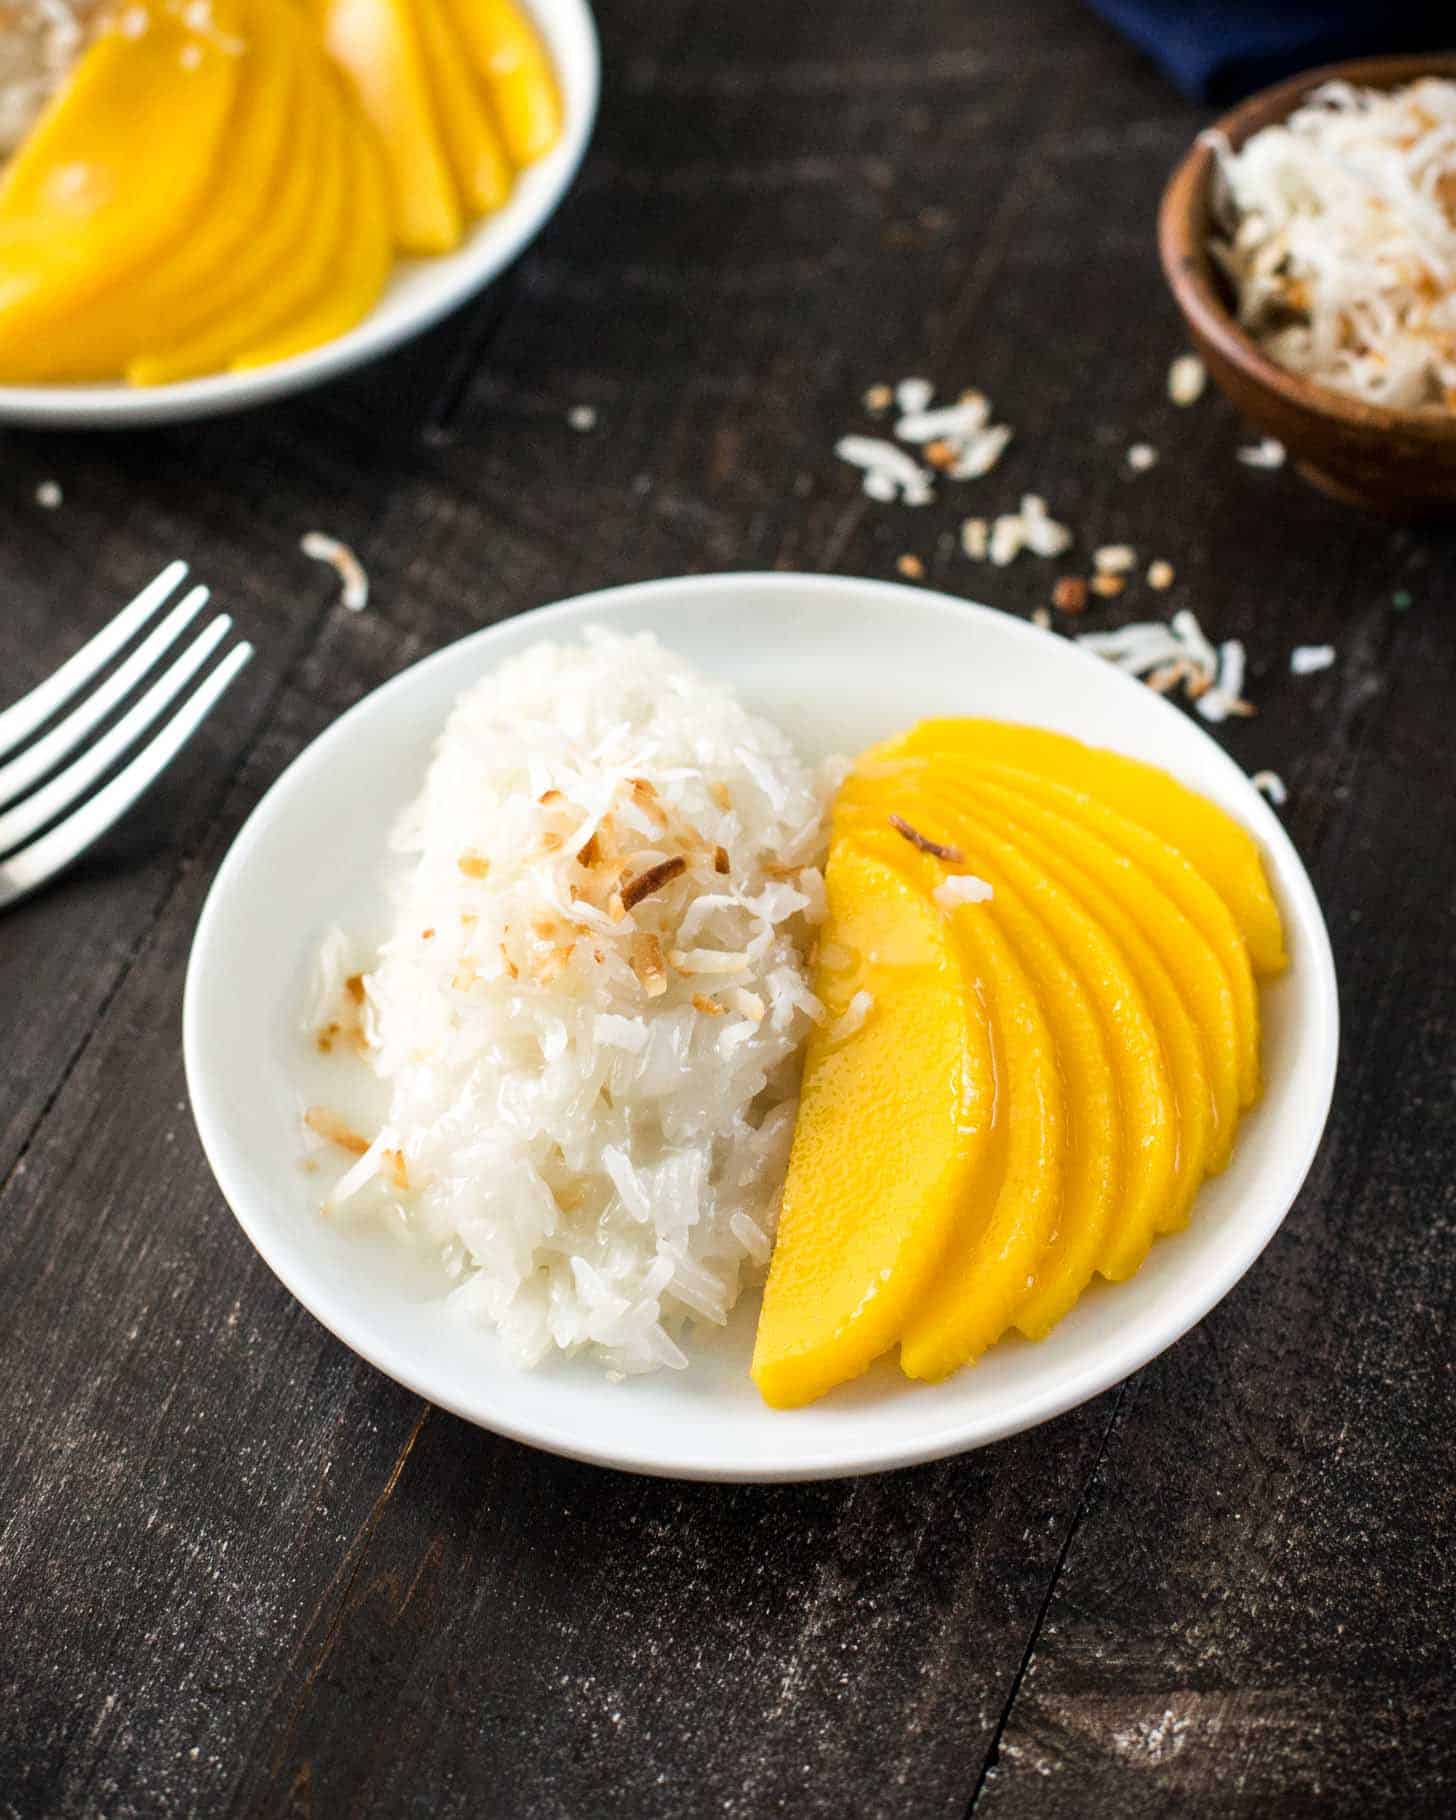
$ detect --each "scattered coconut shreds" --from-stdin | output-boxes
[951,423,1013,479]
[960,517,989,561]
[1147,559,1176,591]
[301,531,369,612]
[1238,436,1286,470]
[1093,543,1137,574]
[1052,575,1088,614]
[1078,610,1256,720]
[896,396,990,445]
[1090,573,1125,597]
[889,814,964,863]
[835,435,935,506]
[933,872,994,910]
[1032,607,1053,630]
[1291,644,1336,675]
[1126,443,1158,473]
[978,494,1073,567]
[895,376,934,415]
[567,404,598,432]
[863,382,893,415]
[1252,769,1289,806]
[34,479,62,509]
[896,553,926,581]
[1169,353,1207,406]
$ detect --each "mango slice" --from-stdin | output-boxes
[967,760,1261,1107]
[0,0,246,355]
[128,45,352,386]
[0,0,301,383]
[445,0,562,167]
[319,0,464,253]
[959,778,1241,1174]
[414,0,514,214]
[843,830,1064,1383]
[231,81,393,368]
[839,776,1179,1281]
[750,843,994,1410]
[877,722,1288,976]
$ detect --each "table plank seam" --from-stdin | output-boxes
[964,1381,1132,1816]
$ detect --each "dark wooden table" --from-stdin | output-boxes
[3,3,1453,1814]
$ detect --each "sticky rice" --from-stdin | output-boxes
[313,629,834,1375]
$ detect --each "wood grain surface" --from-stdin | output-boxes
[1,2,1452,1815]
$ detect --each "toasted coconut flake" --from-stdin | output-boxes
[1090,573,1126,597]
[577,832,602,866]
[630,932,669,997]
[344,973,365,1005]
[458,851,489,879]
[421,927,435,941]
[713,845,730,875]
[710,780,732,811]
[620,854,688,911]
[889,814,964,863]
[301,531,369,612]
[691,992,726,1016]
[1147,559,1176,590]
[499,943,519,980]
[384,1148,411,1192]
[304,1106,370,1157]
[724,988,766,1023]
[864,382,893,414]
[896,553,926,580]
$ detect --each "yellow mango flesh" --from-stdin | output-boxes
[958,777,1241,1174]
[128,45,352,386]
[231,81,393,369]
[0,0,300,383]
[319,0,464,252]
[750,843,993,1410]
[880,721,1288,976]
[0,0,246,356]
[966,760,1261,1107]
[446,0,562,167]
[843,831,1064,1383]
[838,775,1178,1284]
[414,0,514,214]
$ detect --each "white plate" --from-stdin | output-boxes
[184,574,1339,1481]
[0,0,598,429]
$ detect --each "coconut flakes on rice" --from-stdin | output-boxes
[313,629,835,1378]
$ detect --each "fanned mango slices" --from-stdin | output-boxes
[753,722,1288,1406]
[0,0,561,382]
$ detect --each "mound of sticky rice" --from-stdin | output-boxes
[320,629,833,1375]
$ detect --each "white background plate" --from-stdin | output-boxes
[0,0,598,429]
[184,574,1339,1481]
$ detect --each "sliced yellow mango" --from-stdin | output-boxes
[445,0,562,166]
[875,721,1288,976]
[845,828,1065,1380]
[750,843,993,1409]
[969,760,1261,1107]
[0,0,247,354]
[839,777,1176,1282]
[0,0,298,383]
[319,0,463,253]
[961,777,1241,1174]
[232,83,393,368]
[414,0,514,214]
[128,42,351,386]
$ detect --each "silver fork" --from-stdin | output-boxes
[0,562,254,911]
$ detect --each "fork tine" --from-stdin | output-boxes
[0,641,253,911]
[0,615,233,856]
[0,585,212,813]
[0,561,189,762]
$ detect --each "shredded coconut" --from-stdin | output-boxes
[1210,79,1456,409]
[1252,769,1289,805]
[835,436,935,507]
[34,479,62,509]
[301,531,369,613]
[933,873,994,910]
[1127,442,1159,472]
[1168,353,1207,406]
[1078,610,1255,719]
[1237,436,1286,469]
[1290,643,1336,674]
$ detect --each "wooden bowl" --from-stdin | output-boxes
[1159,54,1456,517]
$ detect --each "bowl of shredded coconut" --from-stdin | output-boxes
[1160,55,1456,515]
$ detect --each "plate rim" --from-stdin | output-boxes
[183,572,1340,1480]
[0,0,599,430]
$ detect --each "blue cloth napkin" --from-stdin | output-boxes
[1088,1,1448,103]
